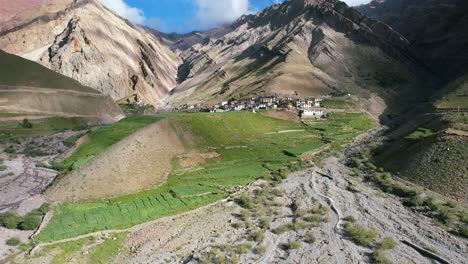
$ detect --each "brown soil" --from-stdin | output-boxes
[45,119,186,203]
[177,151,220,169]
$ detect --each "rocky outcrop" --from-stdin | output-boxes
[0,0,180,105]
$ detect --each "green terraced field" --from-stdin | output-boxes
[36,111,375,242]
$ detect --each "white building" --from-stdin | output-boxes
[303,109,324,117]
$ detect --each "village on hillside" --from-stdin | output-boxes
[176,94,354,119]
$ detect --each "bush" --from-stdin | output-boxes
[377,237,397,250]
[273,225,290,235]
[0,212,21,229]
[19,214,42,230]
[283,241,301,251]
[247,230,265,242]
[344,223,378,247]
[4,145,16,154]
[343,216,356,223]
[304,233,316,244]
[372,249,392,264]
[303,214,323,223]
[403,196,425,207]
[20,119,33,129]
[6,237,21,246]
[239,210,251,222]
[254,246,266,254]
[237,194,253,209]
[236,243,252,254]
[456,226,468,238]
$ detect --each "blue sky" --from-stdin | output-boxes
[102,0,371,33]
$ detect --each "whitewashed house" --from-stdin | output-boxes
[303,109,324,117]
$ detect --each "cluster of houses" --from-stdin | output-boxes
[204,96,328,118]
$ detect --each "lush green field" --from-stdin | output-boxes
[36,112,374,242]
[60,116,164,170]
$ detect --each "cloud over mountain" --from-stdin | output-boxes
[101,0,146,24]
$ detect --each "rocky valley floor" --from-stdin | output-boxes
[13,146,467,264]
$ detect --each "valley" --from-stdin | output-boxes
[0,0,467,263]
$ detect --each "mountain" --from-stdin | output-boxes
[357,0,468,202]
[0,49,124,123]
[163,0,436,117]
[357,0,468,81]
[0,0,180,105]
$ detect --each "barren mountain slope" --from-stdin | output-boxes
[0,0,180,105]
[0,50,123,123]
[358,0,468,80]
[165,0,435,115]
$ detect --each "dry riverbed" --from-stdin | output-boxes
[114,156,467,263]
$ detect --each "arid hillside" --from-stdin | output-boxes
[0,49,123,123]
[164,0,435,117]
[0,0,180,105]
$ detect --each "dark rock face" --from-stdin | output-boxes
[358,0,468,80]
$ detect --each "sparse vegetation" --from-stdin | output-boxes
[283,241,301,251]
[0,204,49,231]
[6,237,21,246]
[303,233,316,244]
[20,119,33,129]
[377,237,397,251]
[405,128,434,139]
[344,223,378,247]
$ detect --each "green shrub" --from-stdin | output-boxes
[239,210,251,221]
[253,246,266,254]
[6,237,21,246]
[283,241,301,251]
[247,230,265,242]
[391,183,419,198]
[236,243,252,254]
[4,145,16,154]
[344,223,378,247]
[304,233,316,244]
[0,165,6,171]
[259,217,272,230]
[303,214,323,223]
[237,194,253,209]
[377,237,397,250]
[231,222,244,229]
[343,216,356,223]
[273,224,290,235]
[20,119,33,129]
[19,214,42,230]
[403,196,425,207]
[24,148,47,157]
[372,249,392,264]
[0,212,21,229]
[456,226,468,238]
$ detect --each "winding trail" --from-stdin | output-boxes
[309,169,347,264]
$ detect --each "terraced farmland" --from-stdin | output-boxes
[36,111,374,242]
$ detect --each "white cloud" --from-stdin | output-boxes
[194,0,255,29]
[343,0,372,6]
[101,0,146,24]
